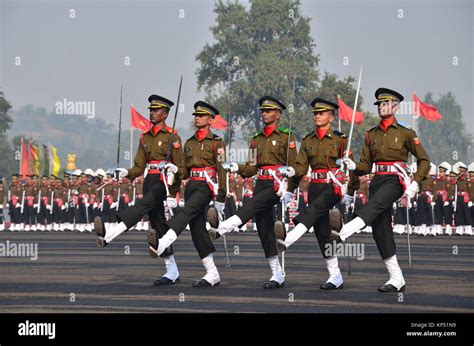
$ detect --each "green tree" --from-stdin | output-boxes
[417,92,473,164]
[196,0,319,141]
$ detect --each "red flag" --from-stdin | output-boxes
[130,105,151,131]
[337,97,364,125]
[211,114,228,130]
[413,93,442,121]
[20,138,29,177]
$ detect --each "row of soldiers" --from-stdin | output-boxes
[0,169,149,232]
[2,159,473,235]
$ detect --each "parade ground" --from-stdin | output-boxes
[0,230,472,314]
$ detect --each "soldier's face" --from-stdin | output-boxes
[12,177,18,184]
[313,110,334,127]
[194,114,213,128]
[459,168,467,175]
[149,108,168,124]
[378,101,399,117]
[439,169,447,177]
[260,109,281,125]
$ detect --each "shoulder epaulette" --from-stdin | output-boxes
[251,131,262,138]
[212,134,223,140]
[278,127,294,134]
[333,130,347,138]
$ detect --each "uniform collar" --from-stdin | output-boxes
[311,127,335,140]
[263,124,279,137]
[194,128,214,141]
[378,116,398,132]
[144,123,171,136]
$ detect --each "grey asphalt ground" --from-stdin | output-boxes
[0,230,472,313]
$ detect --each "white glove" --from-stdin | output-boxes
[430,202,436,207]
[179,201,185,207]
[93,202,98,209]
[285,166,296,178]
[46,204,52,211]
[229,162,239,173]
[404,181,419,199]
[469,201,473,207]
[237,201,243,207]
[115,168,128,179]
[214,201,225,217]
[342,194,354,208]
[61,205,66,210]
[166,171,175,186]
[166,197,177,209]
[6,203,9,208]
[15,203,21,208]
[393,202,397,210]
[413,201,417,208]
[281,191,293,204]
[164,163,178,174]
[443,201,449,207]
[110,202,118,209]
[341,158,356,171]
[0,204,3,210]
[128,202,134,207]
[33,204,38,209]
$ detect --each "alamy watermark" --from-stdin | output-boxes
[0,240,38,260]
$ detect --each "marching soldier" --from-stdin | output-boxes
[147,101,227,287]
[9,174,22,231]
[432,162,451,235]
[37,175,50,232]
[208,96,297,289]
[274,98,359,290]
[334,88,430,292]
[94,94,185,286]
[52,178,66,231]
[446,169,458,235]
[468,163,474,229]
[25,174,39,231]
[453,162,472,235]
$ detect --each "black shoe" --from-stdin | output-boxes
[377,284,405,292]
[207,207,219,229]
[192,279,220,287]
[263,280,285,289]
[154,276,180,286]
[329,230,342,243]
[94,217,108,248]
[320,282,343,290]
[208,227,221,240]
[147,228,159,258]
[274,221,287,252]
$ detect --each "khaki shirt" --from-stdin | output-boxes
[290,128,359,195]
[183,130,227,202]
[238,127,297,179]
[355,121,430,185]
[128,125,185,196]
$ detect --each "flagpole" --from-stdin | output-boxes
[130,124,133,168]
[19,137,23,176]
[337,95,341,132]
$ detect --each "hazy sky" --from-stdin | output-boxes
[1,0,472,135]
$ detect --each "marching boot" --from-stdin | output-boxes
[378,255,406,292]
[154,255,180,286]
[193,254,220,287]
[263,255,285,289]
[208,215,242,240]
[147,228,177,258]
[445,224,452,235]
[455,226,464,235]
[465,225,473,236]
[320,256,344,290]
[331,217,366,243]
[275,222,308,252]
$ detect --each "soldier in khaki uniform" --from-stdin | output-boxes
[147,101,227,287]
[336,88,430,292]
[453,162,472,235]
[468,163,474,229]
[94,94,186,285]
[275,98,359,290]
[432,163,451,235]
[9,174,23,231]
[209,96,297,289]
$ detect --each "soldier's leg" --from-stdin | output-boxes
[215,182,277,236]
[314,214,343,289]
[339,176,403,241]
[281,185,339,249]
[189,203,220,287]
[255,210,284,288]
[371,208,405,291]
